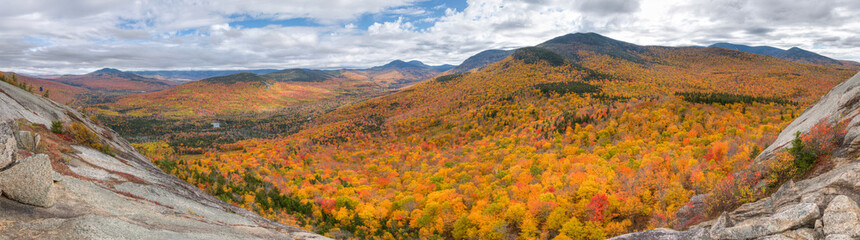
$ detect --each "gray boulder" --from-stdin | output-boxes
[760,228,818,240]
[608,228,707,240]
[0,121,16,169]
[822,195,860,237]
[15,130,39,152]
[710,203,819,239]
[823,234,853,240]
[0,154,54,207]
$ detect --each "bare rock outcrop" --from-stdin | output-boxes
[0,120,15,168]
[822,195,860,237]
[15,130,39,152]
[708,203,819,239]
[0,154,54,207]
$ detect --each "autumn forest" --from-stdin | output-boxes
[115,33,860,239]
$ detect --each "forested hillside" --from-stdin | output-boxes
[133,33,857,239]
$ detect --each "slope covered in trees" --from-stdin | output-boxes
[87,71,377,147]
[0,72,90,105]
[134,33,856,239]
[96,73,335,118]
[88,60,453,151]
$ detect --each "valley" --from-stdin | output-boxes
[85,60,455,152]
[115,33,856,239]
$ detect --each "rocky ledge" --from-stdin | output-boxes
[0,77,328,239]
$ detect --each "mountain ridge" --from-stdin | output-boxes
[537,32,651,63]
[128,60,453,82]
[448,49,514,73]
[132,69,280,81]
[709,42,844,66]
[50,68,181,93]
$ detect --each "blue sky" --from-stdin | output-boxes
[0,0,858,75]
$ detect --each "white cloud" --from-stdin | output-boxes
[368,17,416,35]
[0,0,858,75]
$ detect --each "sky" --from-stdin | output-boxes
[1,0,858,75]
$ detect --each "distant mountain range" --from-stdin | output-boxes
[93,59,455,118]
[128,60,454,82]
[446,36,860,76]
[132,69,280,81]
[369,60,455,72]
[30,37,860,110]
[709,43,847,66]
[51,68,181,93]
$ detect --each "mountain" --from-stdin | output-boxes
[402,60,456,72]
[132,63,452,83]
[709,43,785,56]
[0,72,89,105]
[362,60,451,85]
[132,69,279,81]
[612,71,860,240]
[537,32,650,63]
[370,59,453,72]
[263,69,342,82]
[0,78,327,239]
[448,49,514,73]
[776,47,844,66]
[839,60,860,67]
[156,32,856,239]
[709,43,845,66]
[51,68,181,92]
[200,72,270,85]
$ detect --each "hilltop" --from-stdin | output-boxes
[200,72,271,85]
[148,32,855,238]
[263,69,342,83]
[362,60,453,86]
[448,49,514,73]
[538,32,650,63]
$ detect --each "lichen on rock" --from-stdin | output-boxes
[822,195,860,238]
[0,154,54,207]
